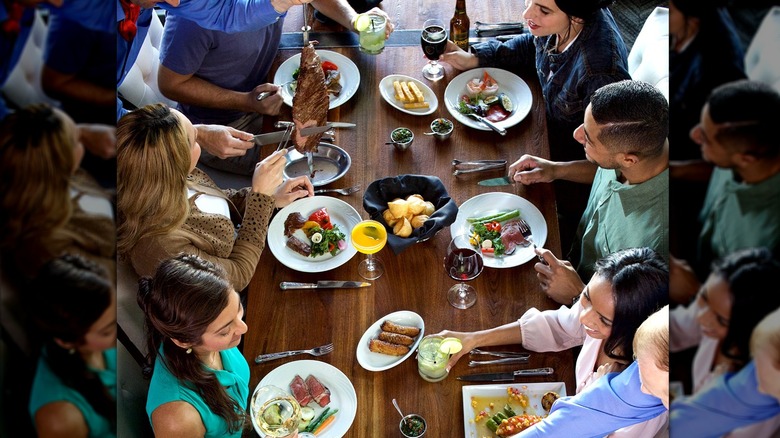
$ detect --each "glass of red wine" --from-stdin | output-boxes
[420,19,448,81]
[444,234,483,309]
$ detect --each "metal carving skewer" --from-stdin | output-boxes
[302,3,310,45]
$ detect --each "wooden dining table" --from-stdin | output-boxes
[241,14,577,437]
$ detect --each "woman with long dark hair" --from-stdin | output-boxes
[27,253,117,437]
[139,253,251,437]
[670,247,780,436]
[436,247,669,437]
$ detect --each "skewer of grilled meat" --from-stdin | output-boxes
[292,41,329,154]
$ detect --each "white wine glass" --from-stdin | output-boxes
[251,385,301,437]
[420,19,448,81]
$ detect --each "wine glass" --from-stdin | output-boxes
[351,219,388,280]
[250,385,301,437]
[444,234,483,309]
[420,19,448,81]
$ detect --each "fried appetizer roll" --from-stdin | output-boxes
[378,331,415,346]
[368,339,409,356]
[380,320,421,337]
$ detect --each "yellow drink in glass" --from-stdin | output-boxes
[351,220,387,280]
[351,220,387,254]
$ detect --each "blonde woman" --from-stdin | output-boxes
[0,104,115,284]
[117,103,312,291]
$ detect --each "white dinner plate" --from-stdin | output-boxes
[378,74,438,116]
[462,382,567,438]
[444,68,533,131]
[267,196,361,272]
[252,360,357,438]
[356,310,425,372]
[450,193,547,269]
[273,50,360,110]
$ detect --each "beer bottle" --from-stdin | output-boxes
[450,0,470,51]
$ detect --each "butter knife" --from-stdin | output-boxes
[477,176,513,186]
[280,281,371,290]
[457,367,554,382]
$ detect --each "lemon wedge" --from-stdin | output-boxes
[354,13,371,32]
[364,225,381,240]
[439,337,463,355]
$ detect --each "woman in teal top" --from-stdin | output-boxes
[27,254,117,437]
[139,253,250,437]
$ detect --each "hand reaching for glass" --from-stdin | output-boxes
[438,40,479,71]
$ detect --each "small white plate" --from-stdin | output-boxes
[462,382,567,438]
[450,193,547,269]
[379,74,438,116]
[252,360,357,438]
[273,50,360,110]
[444,67,533,131]
[356,310,425,371]
[267,196,361,272]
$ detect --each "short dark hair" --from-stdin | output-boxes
[711,247,780,369]
[707,79,780,158]
[590,80,668,158]
[594,247,669,363]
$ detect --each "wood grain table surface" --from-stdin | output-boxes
[240,36,577,437]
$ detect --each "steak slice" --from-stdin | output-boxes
[286,235,312,257]
[305,374,331,407]
[290,374,313,406]
[499,219,528,255]
[292,42,328,154]
[284,212,307,237]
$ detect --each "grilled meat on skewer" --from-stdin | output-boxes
[292,42,328,153]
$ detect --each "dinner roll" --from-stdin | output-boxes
[393,217,412,237]
[388,198,408,218]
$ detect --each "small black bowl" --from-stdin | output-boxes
[363,174,458,254]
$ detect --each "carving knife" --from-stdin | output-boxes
[280,281,371,290]
[253,124,332,145]
[456,367,554,381]
[477,176,514,186]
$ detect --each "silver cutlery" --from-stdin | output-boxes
[517,218,545,262]
[457,367,554,382]
[313,184,361,196]
[256,80,296,101]
[254,342,334,364]
[470,348,530,358]
[469,356,530,367]
[449,101,507,135]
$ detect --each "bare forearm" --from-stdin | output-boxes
[552,160,598,184]
[310,0,356,30]
[158,67,249,112]
[472,321,523,347]
[41,68,115,107]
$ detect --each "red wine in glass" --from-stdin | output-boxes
[444,235,483,309]
[421,19,447,81]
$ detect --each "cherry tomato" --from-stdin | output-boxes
[321,61,338,72]
[485,221,501,232]
[308,208,333,230]
[481,247,495,255]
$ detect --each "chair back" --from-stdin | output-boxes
[628,6,670,100]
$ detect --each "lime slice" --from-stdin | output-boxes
[439,337,463,355]
[354,14,371,32]
[364,225,381,240]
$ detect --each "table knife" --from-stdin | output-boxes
[280,281,371,290]
[456,367,554,381]
[478,176,513,186]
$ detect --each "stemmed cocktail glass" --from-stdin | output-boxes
[251,385,301,437]
[351,219,388,280]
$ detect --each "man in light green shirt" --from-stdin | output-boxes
[509,80,669,304]
[671,79,780,304]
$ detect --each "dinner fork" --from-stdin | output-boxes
[313,184,361,196]
[517,218,545,262]
[254,342,334,364]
